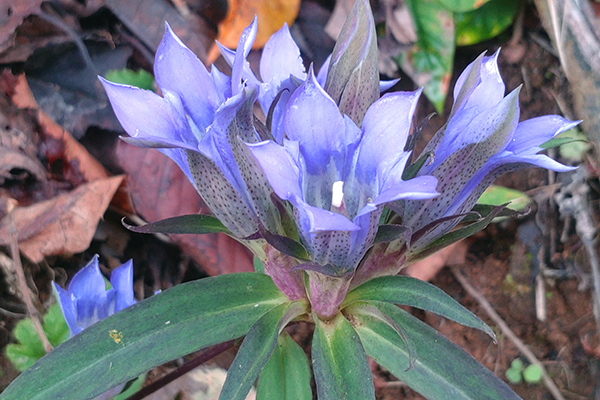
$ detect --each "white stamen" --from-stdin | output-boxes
[332,181,344,208]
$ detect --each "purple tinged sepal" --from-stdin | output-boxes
[323,0,379,126]
[52,255,135,337]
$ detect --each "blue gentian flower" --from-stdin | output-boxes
[217,0,396,141]
[248,68,438,277]
[52,256,135,337]
[102,22,282,238]
[401,51,578,251]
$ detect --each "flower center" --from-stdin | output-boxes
[330,181,348,217]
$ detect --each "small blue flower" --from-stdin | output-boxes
[52,256,135,337]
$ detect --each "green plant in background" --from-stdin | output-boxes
[505,358,543,385]
[399,0,522,112]
[104,68,155,91]
[5,304,69,372]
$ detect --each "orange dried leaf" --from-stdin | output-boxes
[208,0,301,63]
[0,176,123,262]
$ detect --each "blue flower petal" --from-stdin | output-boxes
[155,23,219,130]
[101,78,197,151]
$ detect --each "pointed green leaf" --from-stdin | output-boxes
[123,214,230,235]
[352,302,520,400]
[344,301,418,370]
[256,332,312,400]
[219,300,308,400]
[312,312,375,400]
[0,273,287,400]
[343,276,495,340]
[478,185,530,211]
[455,0,521,46]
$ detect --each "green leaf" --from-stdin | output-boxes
[5,319,45,372]
[522,364,542,384]
[104,68,155,91]
[344,301,418,370]
[455,0,521,46]
[352,302,520,400]
[43,303,70,347]
[402,0,455,113]
[505,367,522,385]
[256,332,312,400]
[438,0,492,12]
[123,214,231,235]
[254,255,265,273]
[0,273,287,400]
[113,374,146,400]
[478,185,530,211]
[219,300,308,400]
[261,230,310,261]
[343,276,495,340]
[312,312,375,400]
[5,304,69,372]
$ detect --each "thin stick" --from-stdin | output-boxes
[450,266,566,400]
[125,340,236,400]
[7,212,53,353]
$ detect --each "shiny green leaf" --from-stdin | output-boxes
[312,312,375,400]
[478,185,530,211]
[455,0,521,46]
[402,0,455,113]
[353,303,520,400]
[343,276,495,340]
[219,300,308,400]
[0,273,287,400]
[256,332,312,400]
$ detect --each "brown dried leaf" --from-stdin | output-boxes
[208,0,301,62]
[116,142,253,275]
[0,176,123,262]
[104,0,213,62]
[404,240,468,281]
[5,72,133,213]
[0,0,44,54]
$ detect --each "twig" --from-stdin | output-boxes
[555,169,600,337]
[125,340,236,400]
[450,266,567,400]
[35,8,98,75]
[6,210,53,353]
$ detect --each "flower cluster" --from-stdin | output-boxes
[53,255,135,337]
[102,0,576,319]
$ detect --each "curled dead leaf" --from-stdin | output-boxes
[208,0,301,63]
[0,175,123,262]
